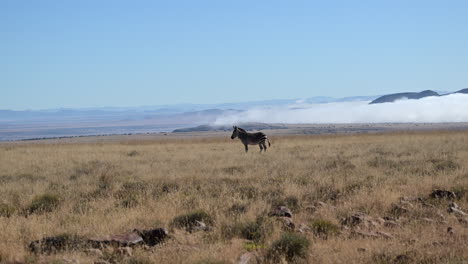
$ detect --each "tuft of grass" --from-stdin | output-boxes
[0,203,16,217]
[26,194,61,214]
[127,150,139,157]
[268,233,310,262]
[310,219,339,238]
[171,210,214,231]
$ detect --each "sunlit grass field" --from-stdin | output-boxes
[1,131,467,263]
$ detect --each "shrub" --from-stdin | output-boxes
[268,233,310,262]
[310,219,339,238]
[26,194,61,214]
[238,219,269,242]
[127,150,139,157]
[0,203,16,217]
[171,210,214,231]
[221,216,273,242]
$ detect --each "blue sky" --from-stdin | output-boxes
[1,1,467,110]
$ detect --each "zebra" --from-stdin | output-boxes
[231,126,271,152]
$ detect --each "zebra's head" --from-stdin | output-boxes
[231,126,239,139]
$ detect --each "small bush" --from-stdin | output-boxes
[221,216,273,242]
[0,203,16,217]
[127,150,139,157]
[238,219,269,242]
[269,233,310,262]
[26,194,61,214]
[171,210,214,231]
[310,219,339,238]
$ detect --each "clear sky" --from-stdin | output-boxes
[1,0,467,110]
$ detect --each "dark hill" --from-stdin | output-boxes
[454,88,468,94]
[370,90,439,104]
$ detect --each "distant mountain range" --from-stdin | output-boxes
[1,89,467,141]
[370,88,468,104]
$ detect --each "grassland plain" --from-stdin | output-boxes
[0,131,467,263]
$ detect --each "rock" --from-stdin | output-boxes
[62,258,80,264]
[314,201,336,210]
[134,228,169,246]
[297,223,311,233]
[395,254,412,263]
[84,248,103,257]
[116,246,132,256]
[351,230,393,239]
[448,202,467,216]
[430,189,456,200]
[399,200,414,208]
[268,206,293,218]
[375,231,394,239]
[304,205,317,214]
[238,252,261,264]
[340,212,373,227]
[351,231,380,239]
[458,217,468,225]
[87,232,143,248]
[383,220,401,228]
[87,228,169,248]
[390,204,411,216]
[421,217,435,224]
[277,217,295,231]
[189,220,211,232]
[447,227,454,235]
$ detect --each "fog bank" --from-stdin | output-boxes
[214,94,468,125]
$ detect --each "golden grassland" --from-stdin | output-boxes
[0,131,467,263]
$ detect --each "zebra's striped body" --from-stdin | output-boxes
[231,126,271,152]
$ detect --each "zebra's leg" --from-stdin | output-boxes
[259,144,263,152]
[262,142,267,151]
[244,144,248,152]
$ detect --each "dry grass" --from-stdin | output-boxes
[0,131,467,263]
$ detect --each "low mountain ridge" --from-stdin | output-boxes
[370,88,468,104]
[370,90,439,104]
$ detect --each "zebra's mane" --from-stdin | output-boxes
[237,127,247,133]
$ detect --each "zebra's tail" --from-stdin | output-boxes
[267,137,271,147]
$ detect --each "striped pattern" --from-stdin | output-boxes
[231,126,271,152]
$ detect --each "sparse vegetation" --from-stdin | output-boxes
[26,194,61,214]
[268,233,310,262]
[310,219,339,238]
[0,131,467,263]
[0,203,16,217]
